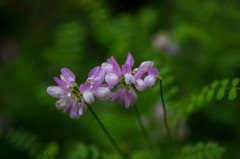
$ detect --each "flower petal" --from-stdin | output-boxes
[105,73,120,85]
[94,86,113,101]
[107,56,121,77]
[148,67,159,77]
[144,75,156,87]
[61,68,76,84]
[133,71,144,80]
[136,61,154,73]
[54,77,68,90]
[79,82,91,93]
[83,91,95,104]
[56,98,72,110]
[70,101,79,119]
[122,64,132,75]
[88,66,105,84]
[47,86,65,98]
[112,87,137,108]
[101,62,113,73]
[126,87,137,108]
[125,53,134,67]
[88,66,100,77]
[135,79,146,91]
[129,88,137,106]
[125,73,135,85]
[79,103,87,116]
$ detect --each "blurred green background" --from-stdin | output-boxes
[0,0,240,158]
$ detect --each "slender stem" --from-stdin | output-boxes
[159,77,173,143]
[88,105,125,157]
[134,105,151,149]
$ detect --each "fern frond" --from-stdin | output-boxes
[185,78,240,114]
[6,128,44,157]
[174,142,225,159]
[38,152,54,159]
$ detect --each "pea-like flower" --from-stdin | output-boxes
[47,53,159,115]
[112,86,137,109]
[80,82,114,102]
[47,68,87,119]
[87,66,105,85]
[144,67,159,87]
[102,56,122,85]
[101,53,159,108]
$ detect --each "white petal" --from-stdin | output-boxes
[83,91,95,104]
[125,73,135,85]
[56,98,72,109]
[60,74,72,87]
[135,79,146,91]
[144,75,156,87]
[101,62,113,73]
[94,87,111,98]
[94,87,114,101]
[105,73,120,85]
[47,86,65,98]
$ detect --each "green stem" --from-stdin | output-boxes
[134,105,151,150]
[159,77,173,144]
[88,105,125,157]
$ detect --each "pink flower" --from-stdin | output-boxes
[112,86,137,109]
[80,82,114,103]
[101,53,159,108]
[101,56,122,85]
[87,66,105,85]
[47,68,87,119]
[144,67,159,87]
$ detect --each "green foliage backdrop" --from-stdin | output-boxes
[0,0,240,158]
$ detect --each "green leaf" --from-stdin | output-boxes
[232,78,239,87]
[196,95,204,105]
[187,104,194,112]
[216,88,225,100]
[89,145,100,159]
[206,90,214,101]
[202,86,209,94]
[221,79,229,87]
[228,88,237,100]
[211,80,219,88]
[177,142,225,159]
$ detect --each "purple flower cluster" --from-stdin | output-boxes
[47,53,159,119]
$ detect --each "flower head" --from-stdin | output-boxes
[47,53,159,113]
[100,53,159,108]
[47,68,87,119]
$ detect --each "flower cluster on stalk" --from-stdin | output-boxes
[47,53,159,119]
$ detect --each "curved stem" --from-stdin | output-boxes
[88,105,125,157]
[159,77,173,144]
[134,105,151,150]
